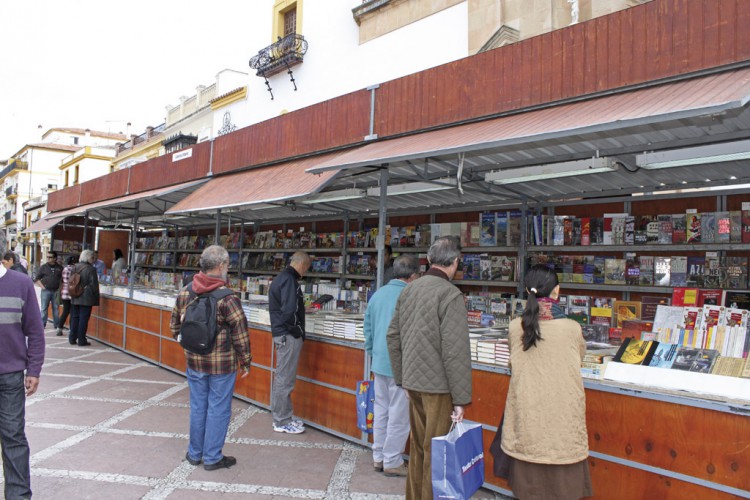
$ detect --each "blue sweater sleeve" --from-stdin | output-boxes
[23,279,45,377]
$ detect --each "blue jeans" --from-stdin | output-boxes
[40,289,59,329]
[0,371,31,499]
[69,305,92,345]
[186,368,236,465]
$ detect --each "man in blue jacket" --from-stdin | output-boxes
[268,251,311,434]
[364,254,419,477]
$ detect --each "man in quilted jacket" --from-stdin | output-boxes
[386,236,472,500]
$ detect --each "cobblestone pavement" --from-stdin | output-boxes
[1,328,511,499]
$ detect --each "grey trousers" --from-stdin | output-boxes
[271,335,304,426]
[372,373,410,468]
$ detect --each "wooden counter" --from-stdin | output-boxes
[90,295,750,498]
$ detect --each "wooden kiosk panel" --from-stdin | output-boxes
[126,302,162,334]
[296,340,365,389]
[234,367,271,406]
[96,320,124,347]
[465,370,509,425]
[586,390,750,491]
[125,328,160,361]
[292,379,360,438]
[249,328,273,368]
[161,339,187,373]
[160,310,173,338]
[98,296,125,324]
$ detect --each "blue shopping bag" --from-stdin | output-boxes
[432,420,485,500]
[356,380,375,433]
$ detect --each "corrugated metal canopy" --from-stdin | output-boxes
[166,151,344,215]
[22,215,65,234]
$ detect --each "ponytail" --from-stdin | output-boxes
[520,266,559,350]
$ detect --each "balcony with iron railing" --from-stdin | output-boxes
[0,160,28,180]
[249,33,308,78]
[4,210,15,224]
[116,123,166,155]
[5,185,17,198]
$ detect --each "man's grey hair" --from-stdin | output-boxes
[289,251,311,266]
[392,254,419,279]
[200,245,229,272]
[427,236,461,267]
[79,249,96,264]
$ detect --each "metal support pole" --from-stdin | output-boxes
[215,209,221,243]
[376,167,389,290]
[128,201,139,298]
[82,211,89,250]
[517,198,528,297]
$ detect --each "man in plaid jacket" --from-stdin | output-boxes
[170,245,251,471]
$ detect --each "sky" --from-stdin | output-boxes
[0,1,268,159]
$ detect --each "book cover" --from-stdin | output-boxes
[701,212,716,244]
[703,252,723,288]
[563,218,574,246]
[686,210,701,243]
[567,295,591,325]
[602,216,613,245]
[653,305,686,334]
[480,212,496,246]
[593,255,609,285]
[715,211,731,243]
[480,254,492,281]
[686,256,705,288]
[642,296,671,322]
[580,217,591,246]
[623,319,653,339]
[571,218,582,246]
[671,214,687,243]
[615,301,642,328]
[638,255,655,286]
[571,255,585,284]
[589,217,604,245]
[657,214,673,245]
[646,217,660,244]
[613,337,659,365]
[531,214,544,246]
[507,211,522,247]
[624,252,640,285]
[511,298,526,319]
[552,216,567,246]
[711,356,746,377]
[698,289,722,306]
[722,256,748,290]
[671,347,702,371]
[469,221,481,247]
[654,256,671,286]
[688,349,720,373]
[635,215,653,245]
[682,306,701,331]
[462,254,481,280]
[495,212,508,246]
[700,305,726,338]
[581,324,610,343]
[611,216,626,246]
[671,287,699,307]
[582,255,595,284]
[649,343,679,369]
[730,211,742,243]
[590,297,615,326]
[669,256,688,287]
[604,258,626,285]
[742,207,750,243]
[624,216,635,245]
[723,290,750,310]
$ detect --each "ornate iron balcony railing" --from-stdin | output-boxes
[249,33,308,99]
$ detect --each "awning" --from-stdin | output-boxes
[307,67,750,174]
[166,151,344,215]
[22,216,65,234]
[45,179,208,222]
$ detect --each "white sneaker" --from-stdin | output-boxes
[291,418,305,430]
[273,422,304,434]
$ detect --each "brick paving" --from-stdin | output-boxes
[2,328,509,499]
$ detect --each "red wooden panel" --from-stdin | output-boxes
[736,0,750,63]
[126,303,162,334]
[538,32,553,104]
[630,4,647,84]
[291,379,360,438]
[630,196,717,216]
[249,328,273,368]
[47,184,81,212]
[717,0,738,65]
[98,297,125,324]
[79,169,129,205]
[160,310,173,338]
[128,141,211,193]
[161,338,187,373]
[596,15,611,92]
[618,6,634,87]
[671,0,691,74]
[234,367,271,405]
[296,341,364,389]
[685,0,705,70]
[125,328,160,361]
[463,370,508,426]
[583,21,599,95]
[97,319,124,347]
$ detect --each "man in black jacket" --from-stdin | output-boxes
[34,251,63,332]
[69,249,100,346]
[268,251,311,434]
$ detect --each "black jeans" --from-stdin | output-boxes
[70,304,92,345]
[0,371,31,499]
[58,299,72,330]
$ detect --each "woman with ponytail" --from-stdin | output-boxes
[500,265,592,499]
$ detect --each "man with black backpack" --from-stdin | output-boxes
[170,245,251,471]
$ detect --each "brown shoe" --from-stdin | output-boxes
[373,461,383,472]
[383,463,408,477]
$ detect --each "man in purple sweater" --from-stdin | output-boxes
[0,262,45,499]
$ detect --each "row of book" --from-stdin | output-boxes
[52,240,82,253]
[528,252,749,289]
[529,208,750,246]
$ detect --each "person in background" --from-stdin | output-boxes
[170,245,251,471]
[364,254,419,478]
[34,251,63,331]
[111,248,126,280]
[381,244,394,284]
[268,251,311,434]
[2,252,27,274]
[0,249,45,499]
[57,255,79,336]
[92,250,106,277]
[18,253,28,272]
[386,236,472,500]
[501,265,592,499]
[69,249,100,346]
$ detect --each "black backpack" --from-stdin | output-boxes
[178,283,235,355]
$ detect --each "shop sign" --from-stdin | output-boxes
[173,149,193,162]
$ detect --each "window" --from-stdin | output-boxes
[74,165,79,185]
[284,7,297,36]
[73,137,79,145]
[64,170,69,187]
